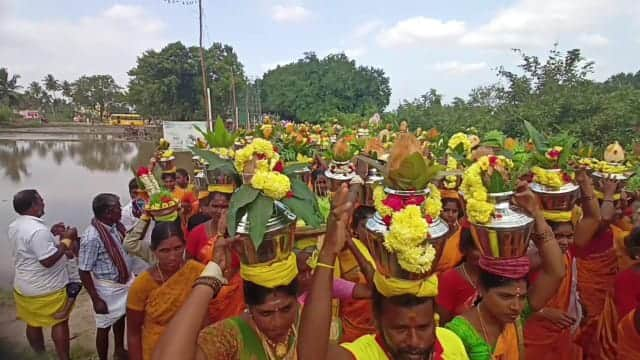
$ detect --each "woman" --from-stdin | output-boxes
[152,245,301,359]
[186,191,245,323]
[180,191,200,238]
[437,228,481,325]
[436,190,466,272]
[445,182,565,359]
[614,227,640,321]
[127,222,204,360]
[524,169,601,360]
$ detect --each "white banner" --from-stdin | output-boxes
[162,121,207,151]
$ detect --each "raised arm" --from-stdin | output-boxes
[298,184,355,360]
[514,181,565,311]
[123,216,154,262]
[573,169,601,248]
[599,177,619,225]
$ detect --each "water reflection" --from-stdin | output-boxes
[0,139,156,183]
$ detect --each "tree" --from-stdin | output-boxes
[42,74,60,118]
[0,68,21,107]
[127,41,246,121]
[71,75,122,122]
[259,52,390,122]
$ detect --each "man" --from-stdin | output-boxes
[9,189,78,360]
[175,168,194,192]
[79,193,131,360]
[121,178,153,273]
[298,185,468,359]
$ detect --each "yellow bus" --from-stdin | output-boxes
[109,114,145,126]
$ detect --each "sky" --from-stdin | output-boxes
[2,0,640,106]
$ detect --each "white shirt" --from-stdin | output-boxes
[9,215,68,296]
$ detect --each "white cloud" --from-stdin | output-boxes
[460,0,624,49]
[352,20,383,39]
[271,4,310,23]
[261,60,292,72]
[0,4,167,87]
[578,33,609,47]
[430,61,487,75]
[344,47,367,59]
[377,16,466,48]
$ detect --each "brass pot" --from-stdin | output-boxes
[365,187,450,279]
[234,201,297,265]
[530,180,580,212]
[469,192,534,259]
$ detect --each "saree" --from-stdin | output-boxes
[617,309,640,359]
[524,253,582,360]
[341,328,469,360]
[445,316,521,360]
[127,260,204,360]
[436,227,464,273]
[611,224,633,271]
[436,267,477,317]
[197,317,296,360]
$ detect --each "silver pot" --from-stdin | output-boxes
[592,170,631,194]
[235,201,297,265]
[194,171,208,191]
[365,187,450,279]
[364,168,384,206]
[530,180,580,212]
[469,192,534,259]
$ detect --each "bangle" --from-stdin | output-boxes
[193,276,223,298]
[315,261,335,270]
[532,229,554,246]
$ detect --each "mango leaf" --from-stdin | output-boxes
[486,170,508,193]
[247,194,274,248]
[523,120,548,153]
[213,116,236,148]
[282,178,323,228]
[194,125,216,147]
[557,134,576,169]
[227,185,259,236]
[283,163,310,176]
[389,153,444,190]
[190,147,238,176]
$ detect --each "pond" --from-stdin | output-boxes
[0,138,165,289]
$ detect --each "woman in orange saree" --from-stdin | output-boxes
[436,190,465,272]
[616,305,640,359]
[127,222,205,360]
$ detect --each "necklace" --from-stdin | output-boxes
[255,324,297,359]
[460,263,477,290]
[156,264,166,283]
[476,304,491,345]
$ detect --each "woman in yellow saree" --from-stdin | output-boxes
[127,222,205,360]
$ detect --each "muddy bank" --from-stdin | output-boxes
[0,123,161,142]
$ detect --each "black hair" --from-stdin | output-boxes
[371,288,433,318]
[161,172,176,181]
[352,206,376,232]
[478,269,527,291]
[176,168,189,178]
[13,189,39,215]
[243,279,299,307]
[208,191,232,204]
[128,178,140,192]
[627,227,640,248]
[442,198,464,218]
[150,221,184,250]
[188,213,212,232]
[92,193,119,218]
[459,227,476,253]
[548,220,572,231]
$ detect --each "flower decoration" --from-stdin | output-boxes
[448,132,472,155]
[250,170,292,200]
[234,138,280,174]
[460,155,514,224]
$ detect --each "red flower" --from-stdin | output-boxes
[425,215,433,224]
[136,167,149,176]
[383,215,392,227]
[273,161,284,173]
[547,149,561,159]
[256,153,267,160]
[488,155,499,167]
[161,196,172,203]
[404,195,425,207]
[382,195,405,211]
[286,191,294,198]
[562,172,572,183]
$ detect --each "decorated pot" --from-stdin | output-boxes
[159,156,176,172]
[194,171,208,191]
[592,169,631,194]
[235,201,297,265]
[206,168,235,186]
[325,160,355,192]
[530,169,580,212]
[365,187,450,280]
[292,166,312,185]
[145,202,179,219]
[469,191,534,259]
[357,128,370,138]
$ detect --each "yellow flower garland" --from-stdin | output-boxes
[444,157,459,189]
[531,166,570,189]
[234,138,279,173]
[210,147,235,160]
[384,205,435,274]
[250,170,291,200]
[460,155,513,224]
[448,132,472,154]
[373,186,393,218]
[425,184,442,220]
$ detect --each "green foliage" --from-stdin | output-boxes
[190,147,239,178]
[71,75,123,121]
[247,194,274,247]
[128,41,246,121]
[227,184,259,237]
[386,153,443,190]
[282,178,323,228]
[260,52,390,122]
[195,117,236,148]
[0,105,16,123]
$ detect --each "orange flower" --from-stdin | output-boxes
[504,137,518,151]
[525,140,536,152]
[426,128,440,141]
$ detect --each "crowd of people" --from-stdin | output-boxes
[7,120,640,360]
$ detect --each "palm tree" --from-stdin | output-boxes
[43,74,60,119]
[0,68,21,106]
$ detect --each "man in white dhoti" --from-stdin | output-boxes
[79,193,131,360]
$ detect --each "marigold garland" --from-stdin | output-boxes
[531,166,572,188]
[210,147,235,160]
[424,184,442,220]
[448,132,472,154]
[234,138,279,173]
[250,170,291,200]
[460,155,513,224]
